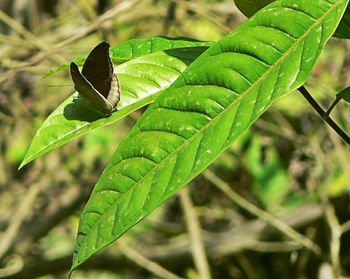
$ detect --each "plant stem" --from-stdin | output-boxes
[180,187,212,279]
[298,86,350,145]
[324,201,342,278]
[326,95,342,116]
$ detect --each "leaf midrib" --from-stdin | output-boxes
[77,0,340,259]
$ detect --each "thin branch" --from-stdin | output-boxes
[298,86,350,145]
[118,242,183,279]
[0,180,43,260]
[341,219,350,233]
[246,240,302,252]
[326,95,342,116]
[203,169,322,255]
[324,201,342,278]
[180,187,212,279]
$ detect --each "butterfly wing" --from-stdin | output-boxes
[107,74,121,109]
[81,42,114,99]
[70,62,113,114]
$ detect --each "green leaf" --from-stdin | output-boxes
[333,3,350,38]
[245,136,289,209]
[46,37,212,76]
[234,0,350,39]
[73,0,349,271]
[20,47,208,168]
[337,86,350,102]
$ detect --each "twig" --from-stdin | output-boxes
[298,86,350,145]
[179,187,212,279]
[203,169,322,255]
[324,201,342,278]
[326,95,342,116]
[0,182,42,260]
[341,219,350,233]
[118,242,183,279]
[246,240,302,252]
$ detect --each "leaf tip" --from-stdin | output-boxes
[18,153,32,170]
[18,160,27,170]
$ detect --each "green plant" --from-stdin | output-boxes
[20,0,350,273]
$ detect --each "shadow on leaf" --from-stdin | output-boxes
[63,97,109,122]
[164,46,209,66]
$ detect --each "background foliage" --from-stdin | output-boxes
[1,0,350,278]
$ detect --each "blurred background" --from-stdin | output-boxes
[1,0,350,278]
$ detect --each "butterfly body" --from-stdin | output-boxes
[70,42,121,114]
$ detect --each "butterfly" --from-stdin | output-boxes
[70,42,121,114]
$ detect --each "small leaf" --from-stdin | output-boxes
[337,86,350,102]
[245,136,289,209]
[72,0,349,271]
[20,47,208,168]
[333,3,350,38]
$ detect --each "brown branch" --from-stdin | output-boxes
[180,187,212,279]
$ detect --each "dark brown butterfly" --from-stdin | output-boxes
[70,42,121,114]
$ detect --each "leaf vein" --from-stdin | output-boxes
[252,24,298,40]
[139,128,188,140]
[280,5,317,21]
[157,106,213,121]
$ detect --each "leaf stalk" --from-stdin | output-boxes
[298,86,350,146]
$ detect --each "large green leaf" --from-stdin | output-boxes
[20,47,208,168]
[234,0,350,39]
[73,0,349,271]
